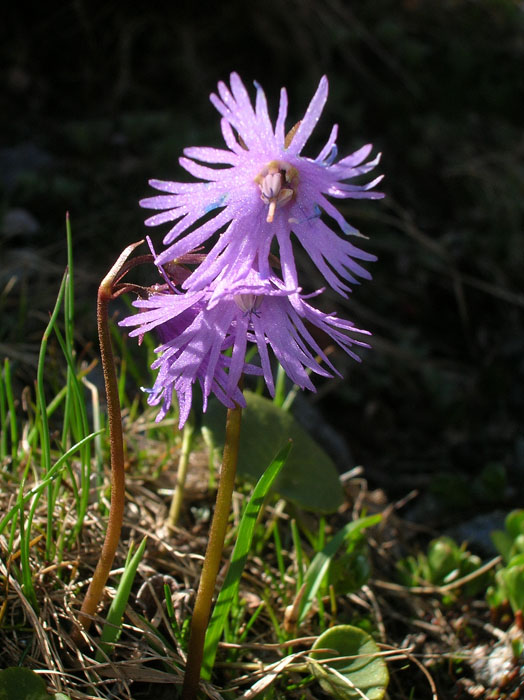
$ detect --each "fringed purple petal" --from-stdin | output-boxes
[156,209,232,262]
[183,146,239,165]
[228,314,249,393]
[316,124,338,163]
[179,157,229,181]
[254,81,275,145]
[285,76,329,155]
[252,315,274,395]
[275,87,288,147]
[335,143,373,169]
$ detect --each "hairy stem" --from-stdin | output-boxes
[181,402,243,700]
[73,242,142,639]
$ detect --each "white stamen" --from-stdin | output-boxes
[266,200,277,223]
[255,160,299,224]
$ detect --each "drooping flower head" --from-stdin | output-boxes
[120,268,370,427]
[121,296,247,427]
[141,73,383,299]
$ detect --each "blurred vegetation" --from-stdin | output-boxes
[2,0,523,521]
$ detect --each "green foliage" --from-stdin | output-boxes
[309,625,389,700]
[0,432,102,538]
[0,223,101,615]
[328,532,372,596]
[0,667,69,700]
[97,537,148,660]
[491,509,524,564]
[491,554,524,616]
[397,536,487,598]
[163,582,191,649]
[487,509,524,615]
[202,391,344,512]
[298,515,381,625]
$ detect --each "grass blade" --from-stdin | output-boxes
[36,271,67,479]
[297,513,381,625]
[52,323,92,542]
[35,270,68,560]
[25,362,95,449]
[291,518,305,591]
[3,359,18,462]
[96,536,148,660]
[0,362,7,460]
[0,430,103,536]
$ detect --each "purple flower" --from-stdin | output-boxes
[120,292,249,426]
[120,269,370,427]
[141,73,383,298]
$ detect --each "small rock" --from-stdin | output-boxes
[1,208,40,238]
[0,142,52,190]
[446,511,507,557]
[469,625,524,690]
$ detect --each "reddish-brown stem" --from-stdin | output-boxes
[73,241,143,640]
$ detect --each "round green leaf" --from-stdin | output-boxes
[202,391,344,512]
[499,553,524,614]
[427,537,460,584]
[505,509,524,539]
[309,625,389,700]
[0,668,52,700]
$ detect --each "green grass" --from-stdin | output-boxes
[0,225,519,700]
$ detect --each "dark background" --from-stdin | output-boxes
[2,0,523,528]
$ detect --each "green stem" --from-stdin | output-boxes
[168,416,195,528]
[74,242,142,639]
[181,402,243,700]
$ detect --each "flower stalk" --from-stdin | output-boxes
[181,400,243,700]
[168,415,195,528]
[73,241,144,640]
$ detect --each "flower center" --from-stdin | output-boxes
[234,293,264,315]
[255,161,299,223]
